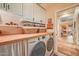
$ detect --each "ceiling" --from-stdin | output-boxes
[40,3,78,11]
[40,3,78,19]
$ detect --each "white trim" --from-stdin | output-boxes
[56,4,79,13]
[54,4,79,55]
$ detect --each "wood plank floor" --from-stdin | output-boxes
[58,39,79,56]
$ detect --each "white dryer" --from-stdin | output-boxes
[45,34,55,56]
[27,37,46,56]
[39,34,55,56]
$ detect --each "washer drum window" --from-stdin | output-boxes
[47,37,54,52]
[30,41,46,56]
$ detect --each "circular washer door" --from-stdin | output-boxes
[47,37,54,52]
[30,41,46,56]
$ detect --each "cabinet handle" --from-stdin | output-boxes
[7,4,10,10]
[5,3,7,10]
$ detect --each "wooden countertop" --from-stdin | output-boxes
[0,32,48,45]
[0,25,46,29]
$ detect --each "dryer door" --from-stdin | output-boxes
[30,41,46,56]
[47,37,54,52]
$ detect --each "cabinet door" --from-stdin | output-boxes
[39,7,47,24]
[11,41,23,56]
[23,39,28,56]
[33,4,47,24]
[11,40,27,56]
[33,4,41,23]
[0,44,12,56]
[0,3,7,11]
[42,10,47,24]
[0,41,24,56]
[7,3,22,16]
[23,3,33,22]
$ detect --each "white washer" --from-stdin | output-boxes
[27,37,46,56]
[39,35,47,55]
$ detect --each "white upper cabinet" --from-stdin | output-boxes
[7,3,22,16]
[40,7,47,24]
[22,3,47,23]
[0,3,47,26]
[23,3,33,22]
[33,4,47,24]
[33,4,41,23]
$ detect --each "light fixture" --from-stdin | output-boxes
[61,13,70,18]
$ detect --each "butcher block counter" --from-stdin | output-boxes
[0,25,50,56]
[0,25,48,45]
[0,32,48,45]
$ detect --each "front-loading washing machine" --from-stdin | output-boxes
[27,37,46,56]
[39,34,55,56]
[38,35,47,55]
[45,34,55,56]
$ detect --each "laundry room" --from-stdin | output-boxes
[0,2,79,56]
